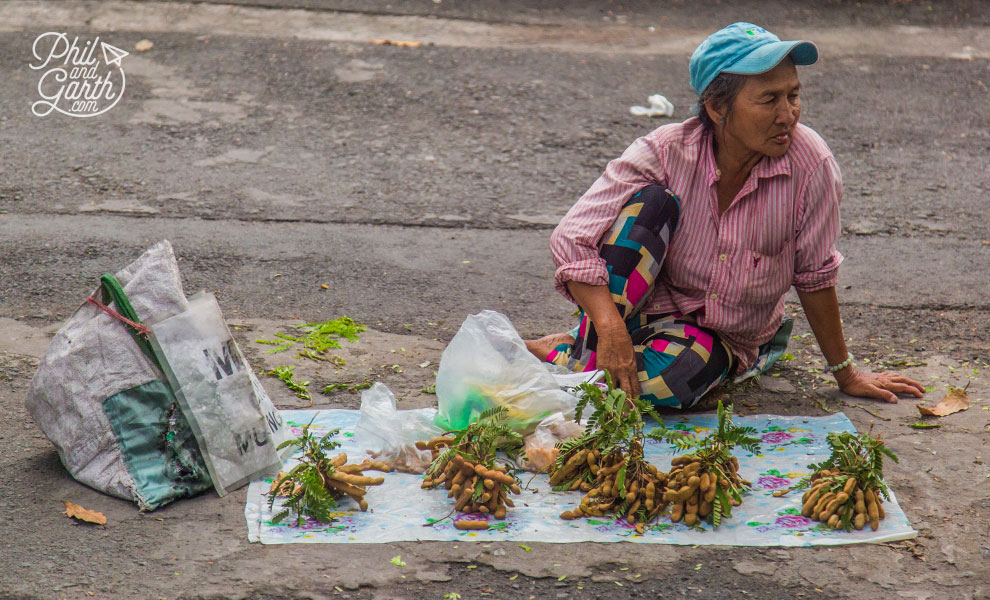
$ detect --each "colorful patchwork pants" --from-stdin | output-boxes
[547,185,734,408]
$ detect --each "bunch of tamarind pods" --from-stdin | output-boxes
[555,446,667,535]
[662,454,744,527]
[417,436,521,528]
[801,468,886,531]
[269,452,390,512]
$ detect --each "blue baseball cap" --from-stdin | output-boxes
[690,22,818,96]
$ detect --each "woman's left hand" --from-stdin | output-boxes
[834,367,925,403]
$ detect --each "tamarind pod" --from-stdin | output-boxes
[454,486,473,511]
[478,505,490,513]
[599,462,624,477]
[494,505,507,520]
[684,462,701,476]
[628,498,641,517]
[647,464,659,477]
[568,478,582,491]
[482,478,495,490]
[704,485,717,504]
[451,471,466,487]
[510,484,521,495]
[835,492,849,505]
[821,498,841,519]
[699,500,713,518]
[626,491,636,503]
[684,513,698,526]
[802,482,826,504]
[427,437,455,451]
[729,497,740,506]
[331,453,348,467]
[866,499,879,526]
[480,492,492,503]
[629,479,640,496]
[813,492,836,515]
[361,460,392,472]
[504,496,514,508]
[670,502,684,522]
[478,467,514,486]
[854,513,866,530]
[801,494,820,518]
[870,515,880,531]
[877,501,885,520]
[827,514,840,529]
[586,451,598,469]
[560,510,578,520]
[865,489,879,518]
[324,478,366,498]
[336,465,365,474]
[452,453,465,468]
[454,520,490,530]
[575,481,590,492]
[488,489,500,511]
[462,462,478,477]
[449,483,461,498]
[855,500,867,515]
[687,475,701,491]
[329,472,385,487]
[645,481,656,501]
[601,480,612,497]
[421,478,435,489]
[415,440,429,451]
[627,514,636,525]
[357,498,369,512]
[719,478,729,489]
[671,456,692,466]
[587,487,601,498]
[676,486,694,503]
[698,473,710,493]
[662,490,676,503]
[645,498,654,512]
[740,479,751,487]
[635,522,646,535]
[843,477,857,496]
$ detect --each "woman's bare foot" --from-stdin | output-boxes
[525,332,576,361]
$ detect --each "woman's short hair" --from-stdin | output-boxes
[693,71,748,131]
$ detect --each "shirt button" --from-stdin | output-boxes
[709,293,718,300]
[719,254,727,261]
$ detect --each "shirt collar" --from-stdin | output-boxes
[703,129,793,182]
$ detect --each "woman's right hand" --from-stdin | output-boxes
[595,323,641,401]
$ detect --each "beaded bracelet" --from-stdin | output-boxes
[826,352,855,373]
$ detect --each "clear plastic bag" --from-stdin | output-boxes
[521,412,586,473]
[355,383,441,474]
[435,311,579,435]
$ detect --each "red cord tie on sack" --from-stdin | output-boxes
[86,296,153,336]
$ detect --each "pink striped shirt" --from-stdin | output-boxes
[550,117,843,373]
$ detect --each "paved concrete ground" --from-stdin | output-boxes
[0,1,988,598]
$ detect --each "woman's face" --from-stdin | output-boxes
[718,60,802,159]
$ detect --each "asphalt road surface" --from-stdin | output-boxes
[1,2,988,599]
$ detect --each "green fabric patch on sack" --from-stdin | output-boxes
[103,380,212,510]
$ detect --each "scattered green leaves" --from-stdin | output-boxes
[322,381,373,394]
[909,421,940,429]
[267,365,311,402]
[390,555,406,567]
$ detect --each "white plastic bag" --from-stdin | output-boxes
[149,292,291,496]
[355,383,441,473]
[434,310,579,435]
[521,412,586,473]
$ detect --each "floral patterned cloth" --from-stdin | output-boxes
[245,410,916,546]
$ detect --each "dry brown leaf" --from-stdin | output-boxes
[370,39,422,47]
[134,39,154,52]
[918,388,969,417]
[62,500,107,526]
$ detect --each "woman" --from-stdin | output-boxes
[527,22,924,408]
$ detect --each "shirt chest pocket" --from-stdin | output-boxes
[737,245,793,305]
